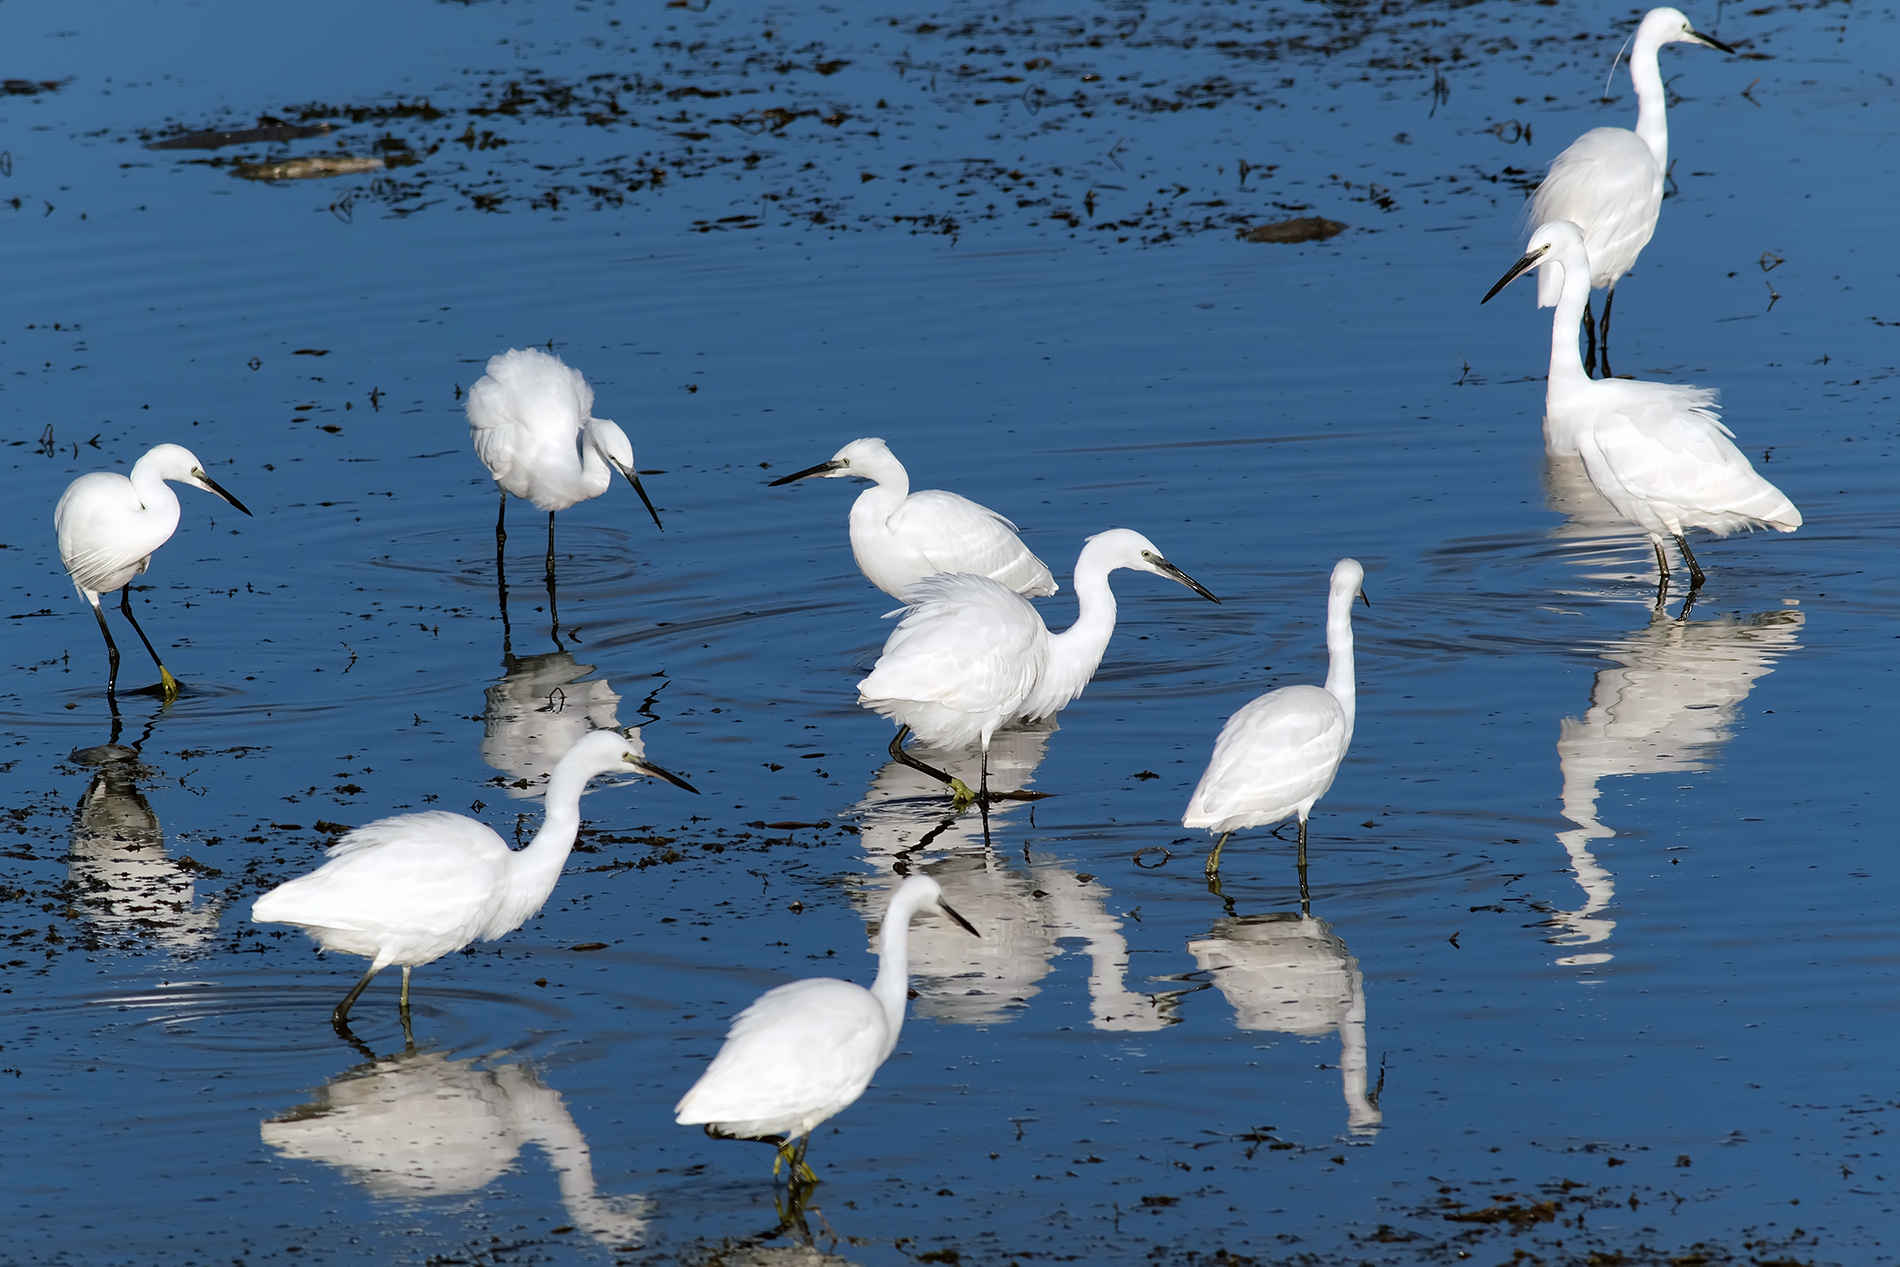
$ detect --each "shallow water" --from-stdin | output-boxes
[2,0,1896,1263]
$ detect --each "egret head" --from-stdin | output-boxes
[138,443,254,516]
[1331,557,1370,608]
[585,419,662,530]
[767,437,895,486]
[564,727,699,792]
[887,874,981,938]
[1082,528,1222,604]
[1482,220,1590,304]
[1638,6,1735,53]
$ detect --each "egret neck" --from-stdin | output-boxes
[866,882,931,1058]
[1629,21,1674,173]
[1031,536,1124,718]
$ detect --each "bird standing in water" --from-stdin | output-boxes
[253,728,696,1035]
[858,529,1219,808]
[1526,6,1735,379]
[54,443,253,701]
[1186,559,1367,894]
[1484,220,1800,600]
[466,347,664,567]
[675,874,979,1185]
[769,437,1056,599]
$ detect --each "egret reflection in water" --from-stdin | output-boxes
[66,735,222,952]
[481,650,625,798]
[263,1047,648,1248]
[1548,603,1804,964]
[1187,909,1381,1134]
[847,725,1176,1031]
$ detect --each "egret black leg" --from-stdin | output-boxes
[496,489,508,547]
[332,964,382,1033]
[91,601,122,698]
[1674,534,1706,589]
[788,1133,818,1187]
[1599,286,1617,378]
[544,513,565,651]
[496,525,515,663]
[1205,868,1238,918]
[1205,830,1232,877]
[887,727,977,806]
[1650,538,1673,609]
[119,586,179,699]
[1581,298,1600,379]
[1296,817,1311,914]
[977,746,992,841]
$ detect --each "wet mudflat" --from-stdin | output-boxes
[1,0,1896,1263]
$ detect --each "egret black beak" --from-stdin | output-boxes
[1143,551,1221,604]
[1358,588,1372,609]
[609,460,664,532]
[632,757,699,794]
[1690,28,1736,54]
[767,458,844,487]
[937,898,980,938]
[1481,245,1549,304]
[194,469,253,517]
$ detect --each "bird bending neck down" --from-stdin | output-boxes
[54,442,254,702]
[673,874,979,1186]
[251,728,697,1037]
[1484,222,1800,603]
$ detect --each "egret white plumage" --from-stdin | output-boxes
[674,874,979,1184]
[768,437,1057,599]
[1527,6,1735,379]
[1484,220,1800,598]
[466,347,663,565]
[858,529,1219,806]
[252,728,696,1033]
[1186,559,1366,885]
[54,443,253,700]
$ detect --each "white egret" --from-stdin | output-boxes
[466,347,663,566]
[858,529,1219,806]
[1484,221,1801,597]
[1527,6,1735,379]
[54,443,253,700]
[674,874,979,1184]
[253,728,696,1032]
[768,437,1057,599]
[1186,559,1367,884]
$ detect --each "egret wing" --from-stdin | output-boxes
[1590,384,1801,534]
[1184,686,1348,828]
[1529,128,1661,294]
[252,812,510,938]
[466,348,592,498]
[892,490,1057,597]
[54,473,164,595]
[860,574,1046,717]
[674,978,890,1132]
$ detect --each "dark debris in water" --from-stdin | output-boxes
[115,0,1706,241]
[1239,215,1347,244]
[145,115,337,150]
